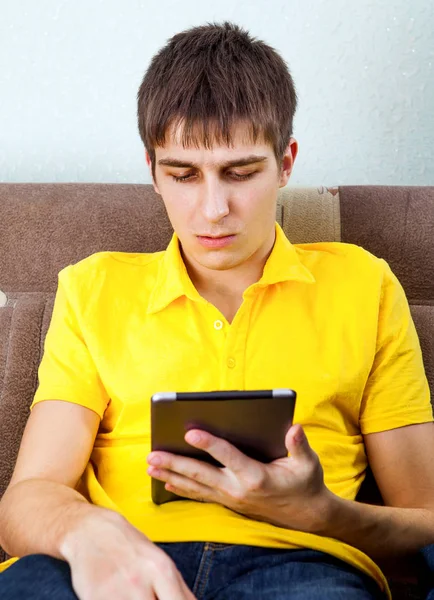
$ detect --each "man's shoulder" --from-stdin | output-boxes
[294,240,376,260]
[62,249,164,277]
[294,241,385,270]
[57,250,165,299]
[293,241,389,290]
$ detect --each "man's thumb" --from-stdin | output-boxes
[285,424,311,459]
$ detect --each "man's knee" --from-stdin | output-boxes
[0,554,78,600]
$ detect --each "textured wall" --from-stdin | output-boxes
[0,0,433,185]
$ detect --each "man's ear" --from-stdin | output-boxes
[145,150,161,195]
[279,137,298,188]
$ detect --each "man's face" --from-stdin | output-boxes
[146,122,297,273]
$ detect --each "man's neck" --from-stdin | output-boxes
[190,263,262,301]
[180,231,276,317]
[184,261,262,324]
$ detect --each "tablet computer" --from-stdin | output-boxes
[150,388,296,505]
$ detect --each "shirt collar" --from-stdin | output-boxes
[258,222,316,287]
[147,222,315,315]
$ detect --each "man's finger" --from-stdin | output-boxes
[152,563,197,600]
[185,429,258,475]
[147,451,225,490]
[150,467,215,501]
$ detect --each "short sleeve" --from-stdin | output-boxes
[31,265,110,419]
[360,259,433,434]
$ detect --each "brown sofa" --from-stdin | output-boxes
[0,183,433,599]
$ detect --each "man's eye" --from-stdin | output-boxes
[230,172,255,180]
[172,173,194,183]
[171,171,255,183]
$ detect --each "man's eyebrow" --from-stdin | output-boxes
[157,155,269,169]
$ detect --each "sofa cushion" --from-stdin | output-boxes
[0,183,174,293]
[279,186,341,243]
[410,305,434,406]
[340,186,434,305]
[0,293,54,498]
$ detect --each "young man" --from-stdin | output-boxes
[0,21,433,600]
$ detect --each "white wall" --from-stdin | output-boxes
[0,0,433,185]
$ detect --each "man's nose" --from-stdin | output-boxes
[200,177,230,223]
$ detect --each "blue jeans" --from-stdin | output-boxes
[0,542,387,599]
[420,544,434,600]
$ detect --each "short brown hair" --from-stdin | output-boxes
[137,22,298,178]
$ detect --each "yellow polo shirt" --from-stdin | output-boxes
[1,223,432,597]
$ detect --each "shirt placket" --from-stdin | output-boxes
[218,301,252,390]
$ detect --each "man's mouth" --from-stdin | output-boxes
[196,234,236,249]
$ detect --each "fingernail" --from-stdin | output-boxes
[188,432,201,443]
[294,429,304,443]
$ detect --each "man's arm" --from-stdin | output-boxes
[146,420,434,561]
[313,421,434,559]
[0,400,197,599]
[0,400,104,558]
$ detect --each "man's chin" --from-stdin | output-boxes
[193,250,243,272]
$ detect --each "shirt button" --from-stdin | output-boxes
[214,320,223,330]
[227,357,236,369]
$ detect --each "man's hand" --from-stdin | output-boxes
[147,424,333,533]
[61,508,197,600]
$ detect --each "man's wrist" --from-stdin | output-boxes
[307,488,340,536]
[59,502,115,562]
[275,488,339,535]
